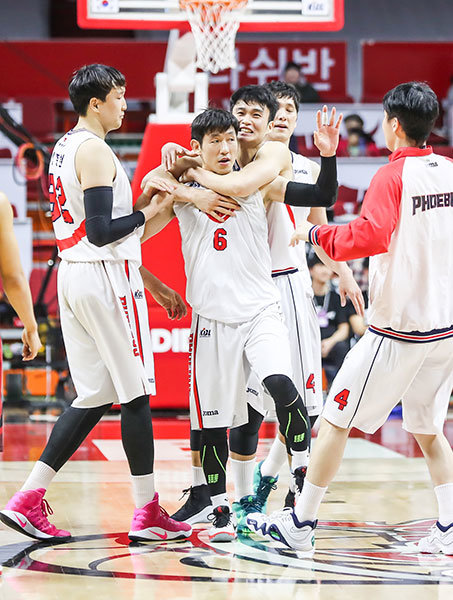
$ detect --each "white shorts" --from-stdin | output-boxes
[58,260,155,409]
[323,330,453,434]
[247,270,323,418]
[189,303,292,430]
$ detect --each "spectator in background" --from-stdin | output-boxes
[338,128,380,157]
[343,113,364,134]
[282,62,320,104]
[338,113,380,157]
[309,256,349,386]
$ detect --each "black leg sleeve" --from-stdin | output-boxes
[229,404,264,456]
[121,395,154,476]
[263,375,311,453]
[190,428,202,452]
[40,403,112,472]
[201,427,228,498]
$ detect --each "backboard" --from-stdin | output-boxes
[77,0,344,33]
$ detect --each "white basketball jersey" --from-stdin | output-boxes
[267,151,314,294]
[174,185,280,323]
[368,151,453,338]
[49,129,142,263]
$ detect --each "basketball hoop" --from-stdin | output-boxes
[179,0,248,73]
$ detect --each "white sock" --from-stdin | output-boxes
[289,471,296,493]
[291,449,310,471]
[131,473,155,509]
[435,483,453,527]
[230,458,255,501]
[211,492,229,509]
[261,436,287,478]
[294,479,327,522]
[192,466,207,487]
[21,461,56,492]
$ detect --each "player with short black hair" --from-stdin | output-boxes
[246,81,453,557]
[0,64,191,544]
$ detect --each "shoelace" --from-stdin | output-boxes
[208,508,232,528]
[41,498,53,518]
[255,480,277,508]
[31,499,58,533]
[240,496,261,513]
[178,487,192,502]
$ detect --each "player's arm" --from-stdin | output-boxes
[308,206,365,317]
[290,165,402,260]
[184,141,290,198]
[139,162,239,220]
[263,154,337,208]
[76,138,157,247]
[140,266,187,321]
[141,192,177,243]
[0,193,41,360]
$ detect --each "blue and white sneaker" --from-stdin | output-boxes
[246,508,317,555]
[418,522,453,555]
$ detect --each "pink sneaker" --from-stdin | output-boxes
[129,493,192,542]
[0,488,71,541]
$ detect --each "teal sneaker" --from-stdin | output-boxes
[232,495,263,535]
[253,461,278,513]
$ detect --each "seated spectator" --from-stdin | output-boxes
[282,61,320,103]
[343,113,364,134]
[338,126,380,157]
[310,257,350,387]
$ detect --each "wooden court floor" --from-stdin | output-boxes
[1,417,453,599]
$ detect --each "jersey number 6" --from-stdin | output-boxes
[213,228,227,251]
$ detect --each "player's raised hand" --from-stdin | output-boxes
[191,189,240,220]
[161,142,200,171]
[290,220,312,246]
[313,105,343,157]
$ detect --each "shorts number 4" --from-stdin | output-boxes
[334,389,350,411]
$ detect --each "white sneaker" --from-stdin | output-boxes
[418,522,453,555]
[208,506,237,542]
[246,508,316,555]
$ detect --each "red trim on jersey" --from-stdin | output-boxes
[56,220,86,252]
[369,324,453,342]
[124,260,144,364]
[389,146,433,161]
[286,205,296,228]
[191,317,203,429]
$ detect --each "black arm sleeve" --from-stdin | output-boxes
[284,155,338,208]
[84,186,145,247]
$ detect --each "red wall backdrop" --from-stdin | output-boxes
[0,41,347,101]
[362,41,453,102]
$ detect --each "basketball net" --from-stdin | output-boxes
[180,0,248,73]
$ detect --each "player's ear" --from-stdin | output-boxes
[190,139,201,154]
[89,97,101,113]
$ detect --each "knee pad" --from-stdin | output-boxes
[201,427,228,446]
[263,374,299,408]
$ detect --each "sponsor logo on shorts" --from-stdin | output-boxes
[134,290,143,299]
[199,328,211,338]
[246,387,259,397]
[203,410,219,416]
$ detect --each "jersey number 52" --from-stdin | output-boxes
[49,174,74,224]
